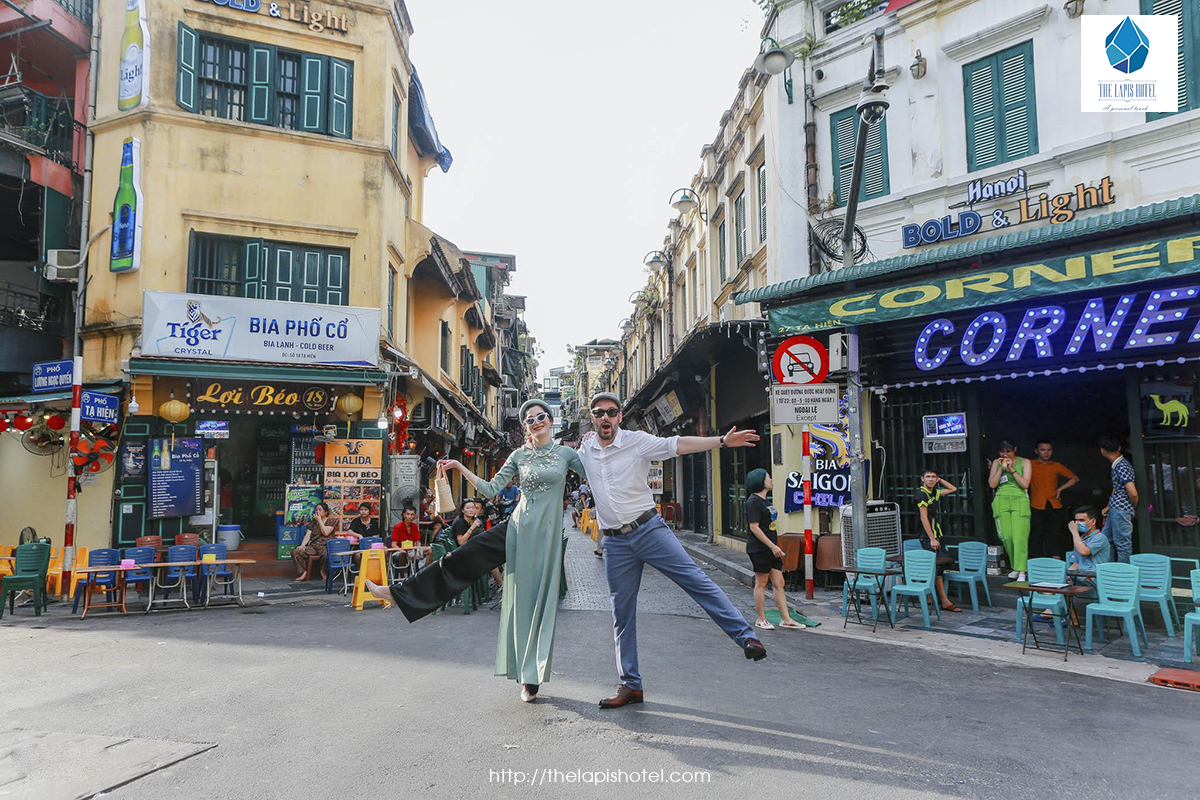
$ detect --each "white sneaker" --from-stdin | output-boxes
[1017,572,1027,582]
[1008,570,1019,579]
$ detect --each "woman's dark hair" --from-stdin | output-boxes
[998,439,1016,451]
[315,502,330,515]
[1074,505,1099,523]
[745,468,768,494]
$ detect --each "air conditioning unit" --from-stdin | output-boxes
[44,250,82,282]
[388,454,421,526]
[840,501,902,567]
[718,301,735,321]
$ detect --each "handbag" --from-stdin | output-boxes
[434,473,456,516]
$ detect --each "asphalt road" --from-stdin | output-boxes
[2,531,1197,799]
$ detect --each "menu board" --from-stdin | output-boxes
[148,437,204,519]
[323,439,383,533]
[284,484,324,527]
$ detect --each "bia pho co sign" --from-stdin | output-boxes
[142,291,379,366]
[913,282,1200,373]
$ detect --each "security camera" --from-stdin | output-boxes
[857,84,890,125]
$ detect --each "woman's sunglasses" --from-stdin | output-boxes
[524,412,549,426]
[590,408,619,418]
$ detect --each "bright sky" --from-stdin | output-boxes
[409,0,765,380]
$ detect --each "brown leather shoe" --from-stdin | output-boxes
[744,637,768,661]
[598,685,644,709]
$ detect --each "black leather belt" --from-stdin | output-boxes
[603,509,657,537]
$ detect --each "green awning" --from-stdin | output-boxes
[736,193,1200,307]
[129,358,387,386]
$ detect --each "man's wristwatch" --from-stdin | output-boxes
[719,433,728,448]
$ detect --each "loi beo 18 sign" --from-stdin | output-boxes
[193,380,332,413]
[142,291,380,366]
[148,437,204,519]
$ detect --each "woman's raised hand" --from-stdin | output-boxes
[436,459,462,474]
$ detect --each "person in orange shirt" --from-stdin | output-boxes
[1028,440,1079,560]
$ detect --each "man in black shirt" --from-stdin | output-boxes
[349,503,380,539]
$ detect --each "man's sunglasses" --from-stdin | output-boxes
[590,408,619,418]
[524,412,549,426]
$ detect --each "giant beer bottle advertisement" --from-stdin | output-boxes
[109,137,144,273]
[117,0,149,112]
[323,440,383,533]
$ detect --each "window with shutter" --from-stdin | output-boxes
[964,41,1037,172]
[734,193,747,265]
[187,233,347,304]
[387,268,396,340]
[248,44,274,124]
[328,58,353,138]
[391,93,400,159]
[176,23,198,112]
[460,345,469,388]
[718,221,727,283]
[300,55,328,134]
[830,106,890,205]
[1143,0,1197,118]
[757,163,767,243]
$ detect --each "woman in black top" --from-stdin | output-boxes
[745,469,804,631]
[348,503,380,539]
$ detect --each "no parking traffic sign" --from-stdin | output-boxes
[771,335,829,385]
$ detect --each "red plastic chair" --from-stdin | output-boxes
[136,535,163,561]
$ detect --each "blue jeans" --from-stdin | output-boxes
[1103,507,1133,564]
[603,515,755,691]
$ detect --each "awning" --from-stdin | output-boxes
[417,371,466,427]
[129,358,387,386]
[409,68,453,173]
[0,382,122,409]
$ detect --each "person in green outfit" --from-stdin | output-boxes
[988,439,1032,581]
[431,399,586,704]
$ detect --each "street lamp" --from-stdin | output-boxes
[752,37,795,104]
[643,250,668,271]
[668,188,707,221]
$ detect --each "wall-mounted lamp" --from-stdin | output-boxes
[1063,0,1085,19]
[643,250,668,271]
[667,188,708,221]
[910,49,927,80]
[752,37,795,104]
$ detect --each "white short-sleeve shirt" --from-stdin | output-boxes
[578,428,678,529]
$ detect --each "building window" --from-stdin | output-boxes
[440,321,452,375]
[1143,0,1198,118]
[756,162,767,243]
[717,220,727,283]
[734,192,747,265]
[964,41,1037,172]
[391,92,400,159]
[387,268,396,340]
[187,232,350,304]
[689,264,698,321]
[176,22,353,139]
[830,107,890,205]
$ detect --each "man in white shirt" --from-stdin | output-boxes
[581,393,766,710]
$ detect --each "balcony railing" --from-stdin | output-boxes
[0,84,85,171]
[53,0,93,26]
[0,282,65,338]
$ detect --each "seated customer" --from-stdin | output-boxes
[1067,506,1112,573]
[390,505,432,568]
[349,504,380,540]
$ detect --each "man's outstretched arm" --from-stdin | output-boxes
[676,426,760,455]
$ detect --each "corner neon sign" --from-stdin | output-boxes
[914,284,1200,371]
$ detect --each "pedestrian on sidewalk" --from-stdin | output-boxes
[1099,437,1138,563]
[916,469,961,612]
[1028,440,1079,559]
[989,439,1032,581]
[745,468,804,631]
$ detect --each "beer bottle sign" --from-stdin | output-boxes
[109,137,144,273]
[117,0,148,112]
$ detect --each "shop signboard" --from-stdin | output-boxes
[769,232,1200,335]
[652,391,685,424]
[142,291,380,366]
[121,441,147,479]
[323,439,382,533]
[81,391,120,424]
[31,360,72,393]
[648,461,664,493]
[284,484,324,527]
[784,460,852,512]
[195,420,231,439]
[193,380,334,413]
[770,384,840,426]
[1141,380,1195,438]
[148,437,204,519]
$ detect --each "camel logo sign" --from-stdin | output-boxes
[1082,15,1178,113]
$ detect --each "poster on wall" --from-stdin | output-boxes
[323,439,383,533]
[647,461,664,493]
[148,437,203,519]
[117,0,150,113]
[284,484,324,527]
[109,137,144,273]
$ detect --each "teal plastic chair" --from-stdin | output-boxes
[1085,562,1148,657]
[0,542,52,618]
[842,547,886,621]
[1183,569,1200,662]
[889,549,940,628]
[945,540,992,611]
[1013,558,1068,646]
[1129,553,1179,637]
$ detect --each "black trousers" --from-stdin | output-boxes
[388,522,508,622]
[1029,502,1066,560]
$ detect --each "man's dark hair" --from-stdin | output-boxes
[921,468,938,477]
[1035,439,1052,448]
[1099,436,1122,454]
[1074,505,1099,524]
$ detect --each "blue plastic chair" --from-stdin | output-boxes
[325,538,354,595]
[889,549,940,628]
[72,548,119,614]
[158,545,199,608]
[1129,553,1179,637]
[1085,562,1148,657]
[842,547,886,621]
[1183,569,1200,662]
[945,540,992,611]
[198,543,235,603]
[1014,558,1069,646]
[121,546,156,603]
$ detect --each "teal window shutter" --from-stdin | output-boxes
[243,238,264,299]
[176,22,198,112]
[965,41,1037,171]
[300,55,328,134]
[1143,0,1196,119]
[391,93,400,159]
[831,107,889,205]
[328,58,353,138]
[248,44,275,124]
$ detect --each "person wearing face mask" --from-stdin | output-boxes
[371,399,586,705]
[1067,506,1112,574]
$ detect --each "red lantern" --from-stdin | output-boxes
[45,414,65,431]
[13,414,33,432]
[0,417,8,433]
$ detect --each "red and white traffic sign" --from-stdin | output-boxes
[771,335,829,385]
